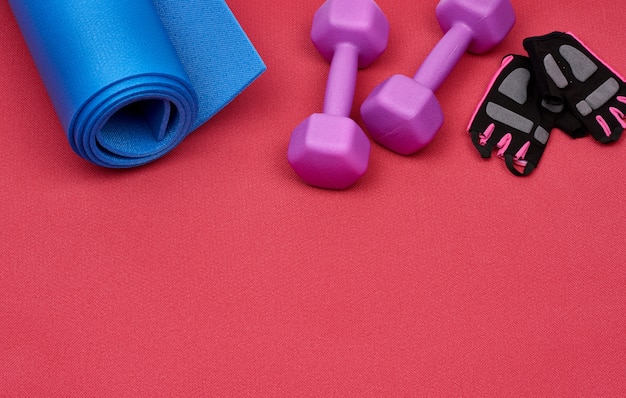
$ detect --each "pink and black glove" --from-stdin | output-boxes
[468,54,583,176]
[523,32,626,143]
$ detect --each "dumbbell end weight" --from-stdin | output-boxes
[360,74,444,155]
[436,0,515,54]
[287,113,371,190]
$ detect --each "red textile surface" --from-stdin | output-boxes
[1,0,624,396]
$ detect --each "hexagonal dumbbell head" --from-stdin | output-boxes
[311,0,389,68]
[360,75,444,155]
[287,113,371,190]
[437,0,515,54]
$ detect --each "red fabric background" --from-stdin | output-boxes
[1,0,624,396]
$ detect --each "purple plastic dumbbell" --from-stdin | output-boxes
[360,0,515,155]
[287,0,389,190]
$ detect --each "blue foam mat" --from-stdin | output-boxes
[9,0,266,167]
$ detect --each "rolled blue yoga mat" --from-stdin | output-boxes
[9,0,266,167]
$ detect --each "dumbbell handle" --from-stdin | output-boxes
[323,42,358,117]
[413,23,473,92]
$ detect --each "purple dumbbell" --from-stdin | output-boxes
[287,0,389,190]
[360,0,516,155]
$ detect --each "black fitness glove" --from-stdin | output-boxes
[468,54,583,176]
[523,32,626,143]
